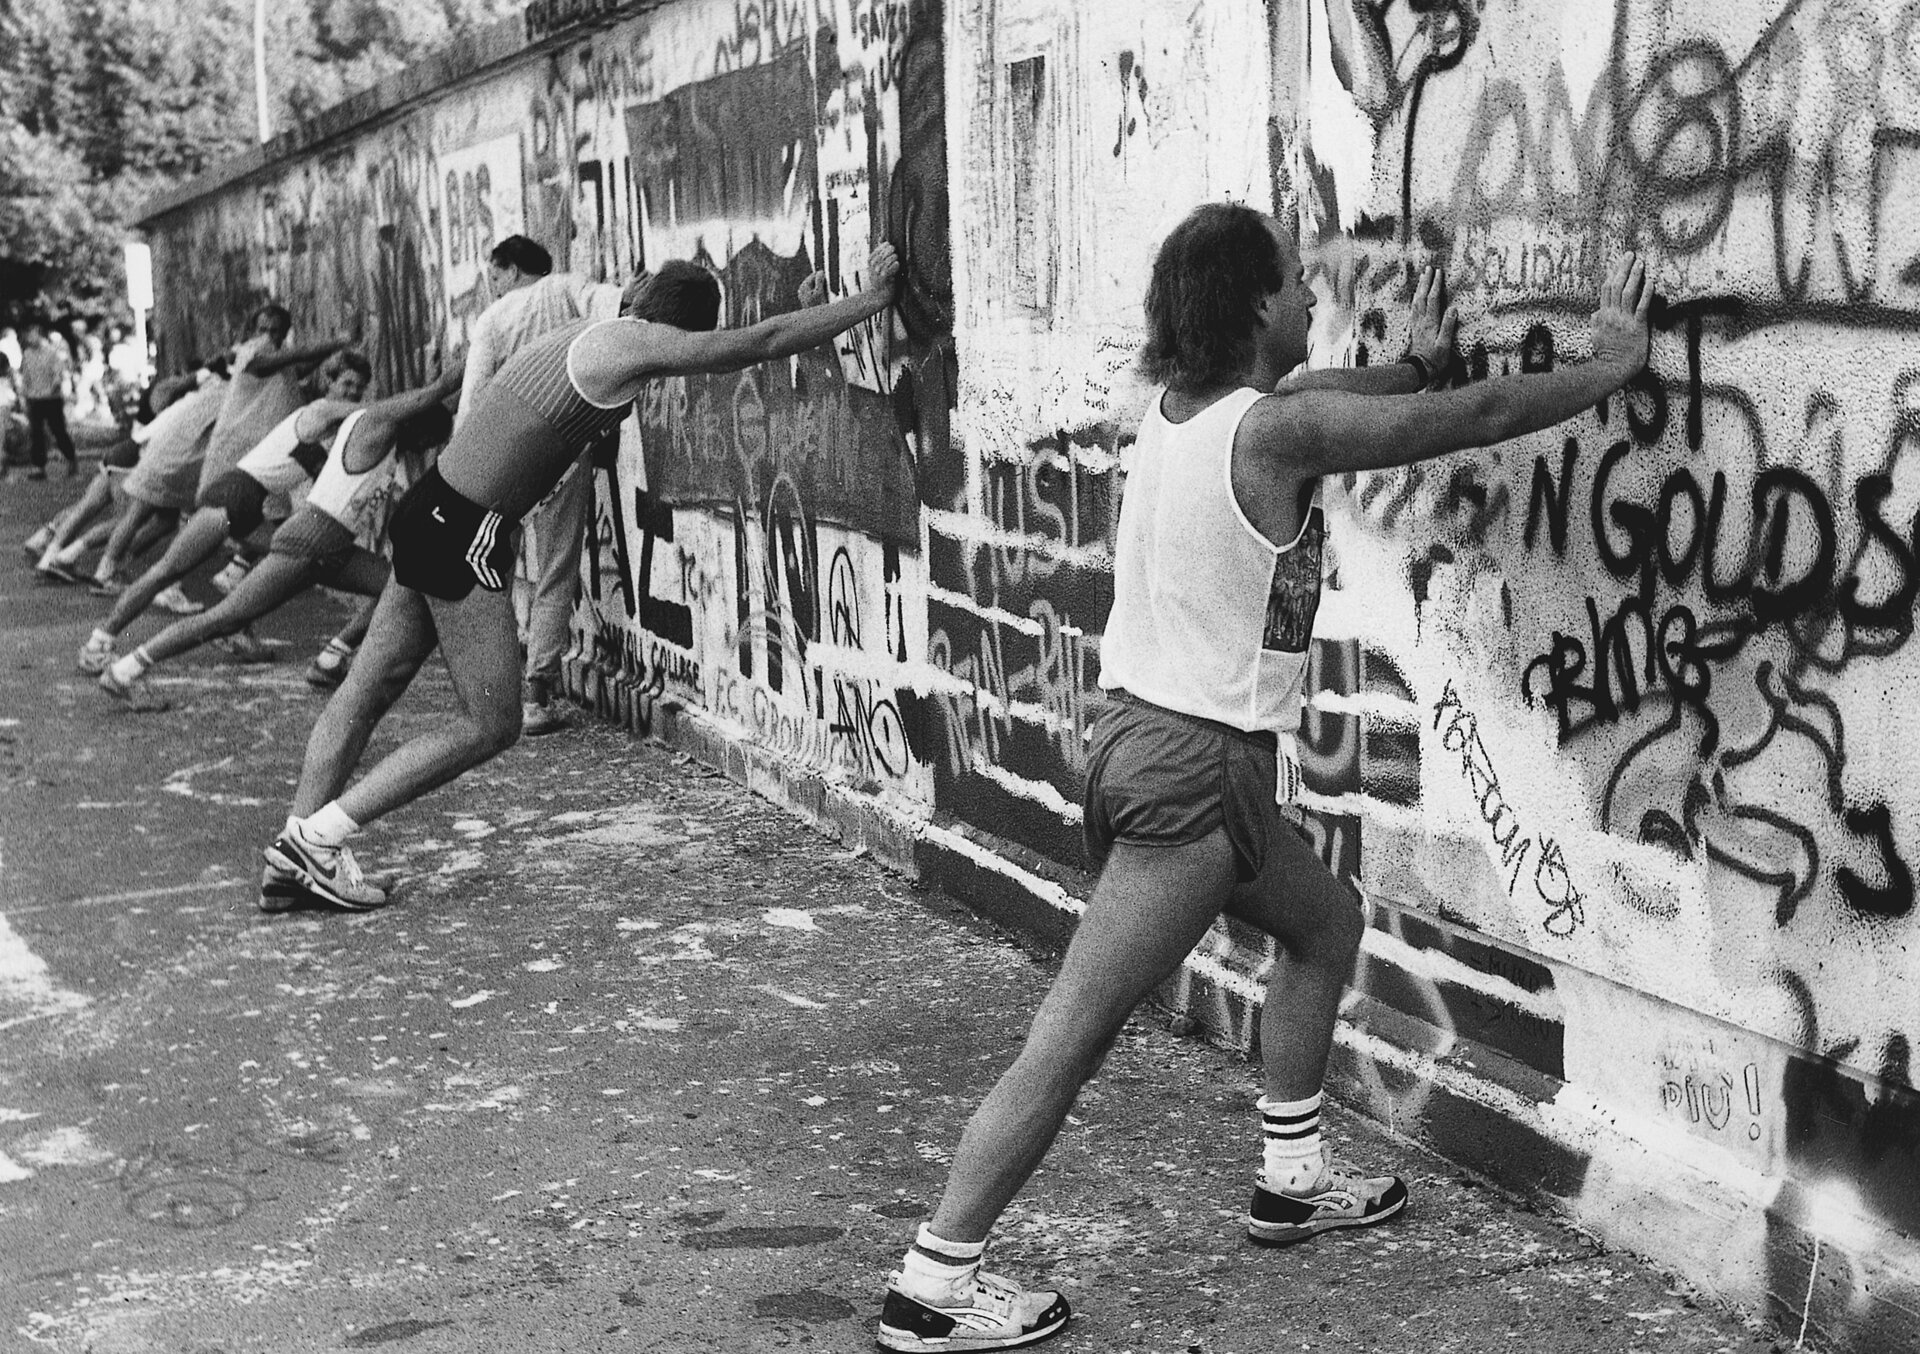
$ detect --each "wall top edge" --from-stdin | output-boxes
[135,0,671,229]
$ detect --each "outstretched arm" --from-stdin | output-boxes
[1278,265,1458,396]
[1253,252,1653,479]
[247,333,353,376]
[374,358,466,423]
[571,245,900,399]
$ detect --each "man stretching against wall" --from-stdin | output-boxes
[97,361,464,716]
[263,246,900,911]
[457,234,623,736]
[77,352,370,676]
[873,206,1654,1352]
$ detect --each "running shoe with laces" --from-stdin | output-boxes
[77,635,115,675]
[877,1266,1070,1352]
[264,822,391,911]
[98,666,171,712]
[1245,1161,1408,1246]
[259,857,399,913]
[153,584,205,615]
[38,558,85,584]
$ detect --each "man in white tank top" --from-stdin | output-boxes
[877,205,1654,1352]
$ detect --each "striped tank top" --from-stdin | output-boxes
[491,317,638,447]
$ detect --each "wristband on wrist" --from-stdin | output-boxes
[1400,353,1432,388]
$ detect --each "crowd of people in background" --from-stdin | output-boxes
[0,318,146,478]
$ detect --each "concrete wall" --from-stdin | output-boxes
[137,1,1920,1348]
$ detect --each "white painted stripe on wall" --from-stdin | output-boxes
[1359,922,1566,1023]
[919,823,1086,919]
[969,758,1084,823]
[923,508,1115,567]
[1305,689,1425,722]
[926,585,1048,636]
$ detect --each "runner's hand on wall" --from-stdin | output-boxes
[1405,265,1457,386]
[1591,252,1652,377]
[797,272,829,308]
[864,244,901,304]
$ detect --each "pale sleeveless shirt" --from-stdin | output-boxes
[234,406,330,493]
[305,409,395,533]
[1100,387,1325,739]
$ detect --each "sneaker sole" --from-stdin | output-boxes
[258,879,310,914]
[262,840,390,912]
[1245,1191,1407,1246]
[876,1312,1070,1354]
[99,681,171,712]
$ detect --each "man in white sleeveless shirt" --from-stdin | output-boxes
[876,204,1654,1351]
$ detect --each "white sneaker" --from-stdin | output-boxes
[263,822,391,912]
[877,1267,1070,1352]
[153,584,205,615]
[78,635,115,675]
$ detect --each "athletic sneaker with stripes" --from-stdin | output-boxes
[877,1267,1070,1353]
[264,820,391,911]
[1246,1161,1409,1245]
[259,858,401,913]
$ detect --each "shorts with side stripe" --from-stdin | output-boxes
[389,464,518,601]
[1081,690,1300,883]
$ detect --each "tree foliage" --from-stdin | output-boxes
[0,0,518,324]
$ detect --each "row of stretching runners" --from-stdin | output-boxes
[67,205,1656,1351]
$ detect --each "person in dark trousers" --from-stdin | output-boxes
[18,323,77,478]
[874,204,1655,1353]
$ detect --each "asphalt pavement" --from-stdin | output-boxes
[0,469,1788,1352]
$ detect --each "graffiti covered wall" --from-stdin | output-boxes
[138,0,1920,1346]
[1287,0,1920,1346]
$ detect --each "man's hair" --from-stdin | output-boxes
[1139,203,1289,391]
[395,404,454,456]
[249,302,293,336]
[621,261,721,331]
[320,349,372,385]
[489,236,553,278]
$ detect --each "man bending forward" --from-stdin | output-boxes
[265,247,900,909]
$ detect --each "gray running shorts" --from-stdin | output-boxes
[1082,691,1298,882]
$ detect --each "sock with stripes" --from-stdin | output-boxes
[316,636,355,668]
[108,647,154,685]
[1259,1091,1326,1193]
[897,1224,986,1300]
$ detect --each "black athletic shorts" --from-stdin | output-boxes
[389,464,518,602]
[1082,690,1302,883]
[196,469,271,542]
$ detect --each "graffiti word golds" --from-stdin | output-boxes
[1433,681,1586,937]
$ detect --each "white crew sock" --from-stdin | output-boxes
[296,802,359,849]
[316,636,355,667]
[108,647,153,685]
[1259,1091,1326,1192]
[897,1224,986,1300]
[88,627,115,649]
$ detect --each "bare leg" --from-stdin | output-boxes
[1223,821,1367,1100]
[333,585,523,826]
[139,554,325,665]
[292,581,441,816]
[96,501,170,586]
[928,833,1240,1242]
[45,471,115,552]
[102,508,230,638]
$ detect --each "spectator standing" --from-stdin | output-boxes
[457,235,622,736]
[19,323,77,479]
